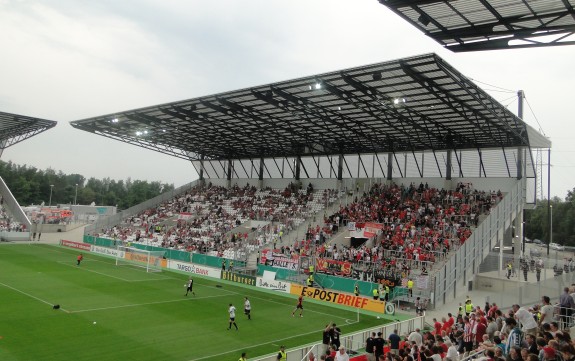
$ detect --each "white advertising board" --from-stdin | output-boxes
[256,277,291,293]
[168,260,221,279]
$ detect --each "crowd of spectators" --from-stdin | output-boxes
[98,183,339,259]
[395,288,575,361]
[0,196,26,232]
[311,182,502,280]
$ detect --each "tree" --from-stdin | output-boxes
[0,160,175,209]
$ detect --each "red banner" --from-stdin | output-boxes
[61,240,92,251]
[178,212,192,220]
[316,258,352,276]
[363,222,383,238]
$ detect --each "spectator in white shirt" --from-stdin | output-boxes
[408,329,423,347]
[512,304,538,336]
[334,346,350,361]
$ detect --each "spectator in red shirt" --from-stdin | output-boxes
[433,318,442,335]
[475,317,487,346]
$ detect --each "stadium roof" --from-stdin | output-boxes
[70,53,550,162]
[378,0,575,51]
[0,111,57,150]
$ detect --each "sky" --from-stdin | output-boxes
[0,0,573,199]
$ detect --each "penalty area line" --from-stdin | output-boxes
[56,261,175,282]
[70,294,225,314]
[0,281,70,313]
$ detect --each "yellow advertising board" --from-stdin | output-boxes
[125,252,167,268]
[290,285,385,314]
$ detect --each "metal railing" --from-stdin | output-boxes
[252,316,425,361]
[432,179,525,308]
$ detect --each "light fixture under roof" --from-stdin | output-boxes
[111,118,119,123]
[393,98,406,105]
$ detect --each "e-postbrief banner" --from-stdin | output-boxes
[290,284,385,314]
[61,240,92,251]
[92,246,125,258]
[168,260,221,279]
[256,277,291,293]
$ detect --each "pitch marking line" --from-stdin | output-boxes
[191,319,360,361]
[56,261,175,282]
[0,281,70,313]
[40,246,175,281]
[70,294,227,313]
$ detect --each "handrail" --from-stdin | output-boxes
[251,316,425,361]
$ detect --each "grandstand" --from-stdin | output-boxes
[70,52,551,311]
[1,3,574,360]
[0,111,57,242]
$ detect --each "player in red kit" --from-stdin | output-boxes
[77,253,83,266]
[292,295,304,317]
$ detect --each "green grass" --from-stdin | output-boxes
[0,244,390,361]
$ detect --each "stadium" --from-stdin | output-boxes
[1,1,575,361]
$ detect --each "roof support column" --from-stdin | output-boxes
[446,150,452,180]
[227,159,232,188]
[337,154,343,181]
[444,149,453,189]
[336,154,344,192]
[0,140,5,159]
[258,157,264,189]
[386,153,393,182]
[295,155,301,181]
[517,90,524,180]
[199,154,205,182]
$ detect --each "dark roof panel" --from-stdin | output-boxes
[0,112,57,150]
[70,53,540,161]
[379,0,575,51]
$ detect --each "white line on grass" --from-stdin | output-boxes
[41,246,176,281]
[57,261,137,281]
[70,294,227,313]
[0,281,70,313]
[190,320,359,361]
[56,261,175,282]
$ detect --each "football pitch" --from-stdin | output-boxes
[0,244,390,361]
